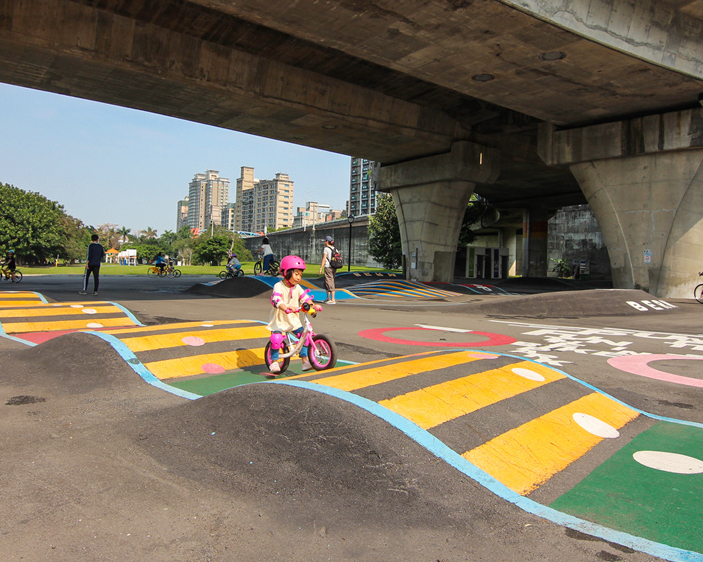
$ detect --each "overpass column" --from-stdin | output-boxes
[522,208,551,277]
[539,110,703,298]
[380,141,499,282]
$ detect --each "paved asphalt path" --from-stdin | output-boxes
[1,272,702,562]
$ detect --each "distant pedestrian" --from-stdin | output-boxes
[80,234,105,296]
[319,235,336,304]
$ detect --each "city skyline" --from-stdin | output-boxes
[0,82,352,236]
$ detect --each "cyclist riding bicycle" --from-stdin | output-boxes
[257,237,275,275]
[226,253,242,275]
[152,252,167,274]
[266,255,322,374]
[1,249,17,281]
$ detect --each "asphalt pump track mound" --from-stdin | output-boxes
[0,333,663,562]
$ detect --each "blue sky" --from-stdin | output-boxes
[0,82,352,236]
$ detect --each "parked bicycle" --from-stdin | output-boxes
[254,256,280,276]
[264,301,337,374]
[1,268,22,283]
[695,272,703,303]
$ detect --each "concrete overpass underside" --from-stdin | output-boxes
[2,0,703,295]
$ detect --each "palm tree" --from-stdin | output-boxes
[118,226,131,247]
[143,226,157,240]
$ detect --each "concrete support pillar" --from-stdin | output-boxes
[522,208,550,277]
[570,150,703,297]
[380,141,499,282]
[539,109,703,298]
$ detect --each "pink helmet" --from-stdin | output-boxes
[279,255,306,276]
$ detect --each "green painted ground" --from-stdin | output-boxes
[168,361,355,396]
[550,421,703,553]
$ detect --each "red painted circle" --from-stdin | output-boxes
[358,326,515,347]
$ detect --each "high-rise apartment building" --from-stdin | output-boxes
[187,170,230,233]
[349,157,377,217]
[221,202,236,231]
[176,196,189,231]
[234,167,294,233]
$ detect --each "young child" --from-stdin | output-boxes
[267,255,321,374]
[226,253,242,275]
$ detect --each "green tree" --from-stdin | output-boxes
[368,193,403,269]
[118,226,131,247]
[0,183,72,263]
[193,235,231,265]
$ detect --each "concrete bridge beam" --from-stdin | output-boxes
[380,141,500,283]
[540,109,703,298]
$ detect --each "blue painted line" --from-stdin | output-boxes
[274,378,703,562]
[84,331,201,401]
[0,322,37,346]
[104,301,145,327]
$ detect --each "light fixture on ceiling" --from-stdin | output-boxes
[472,74,495,82]
[539,51,567,61]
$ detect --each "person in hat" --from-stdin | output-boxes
[318,235,336,304]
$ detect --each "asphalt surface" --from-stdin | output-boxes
[1,272,702,562]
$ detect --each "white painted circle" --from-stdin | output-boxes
[201,323,214,327]
[512,367,545,382]
[633,451,703,474]
[70,304,83,308]
[52,303,62,307]
[81,308,97,315]
[573,413,620,438]
[86,322,104,329]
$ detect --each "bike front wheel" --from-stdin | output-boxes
[695,284,703,303]
[147,268,159,278]
[254,261,262,275]
[264,341,290,373]
[10,270,22,283]
[173,269,181,278]
[307,334,337,370]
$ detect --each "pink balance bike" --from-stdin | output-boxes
[264,302,337,374]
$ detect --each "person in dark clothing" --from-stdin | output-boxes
[1,249,17,281]
[80,234,105,296]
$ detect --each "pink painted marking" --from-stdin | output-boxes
[358,326,516,347]
[182,336,206,347]
[608,354,703,388]
[202,363,226,374]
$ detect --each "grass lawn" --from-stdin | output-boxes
[18,263,398,277]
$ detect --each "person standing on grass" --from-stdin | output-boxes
[318,235,336,304]
[80,234,105,296]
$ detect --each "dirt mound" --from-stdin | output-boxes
[186,276,271,298]
[478,288,677,318]
[0,332,162,395]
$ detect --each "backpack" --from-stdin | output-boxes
[329,246,343,269]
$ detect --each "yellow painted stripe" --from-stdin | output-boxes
[379,360,564,429]
[102,319,247,335]
[121,325,270,352]
[144,347,266,379]
[462,392,639,495]
[0,299,47,307]
[3,316,140,333]
[311,350,481,391]
[0,304,124,318]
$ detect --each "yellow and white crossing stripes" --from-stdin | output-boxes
[0,302,141,333]
[350,279,462,298]
[143,347,267,379]
[0,291,46,306]
[463,392,639,495]
[378,360,563,430]
[302,351,640,496]
[117,324,269,352]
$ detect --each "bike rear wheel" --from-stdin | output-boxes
[10,270,22,283]
[218,270,228,279]
[147,268,159,278]
[307,334,337,370]
[236,269,244,277]
[695,284,703,303]
[268,261,280,276]
[264,341,290,373]
[254,261,262,275]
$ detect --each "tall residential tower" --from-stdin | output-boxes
[234,167,294,233]
[187,170,230,233]
[349,157,377,217]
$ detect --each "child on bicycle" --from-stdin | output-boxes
[267,255,322,374]
[226,253,242,275]
[1,249,16,280]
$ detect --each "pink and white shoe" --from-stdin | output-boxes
[301,359,312,371]
[268,362,281,374]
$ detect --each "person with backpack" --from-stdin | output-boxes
[319,235,339,304]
